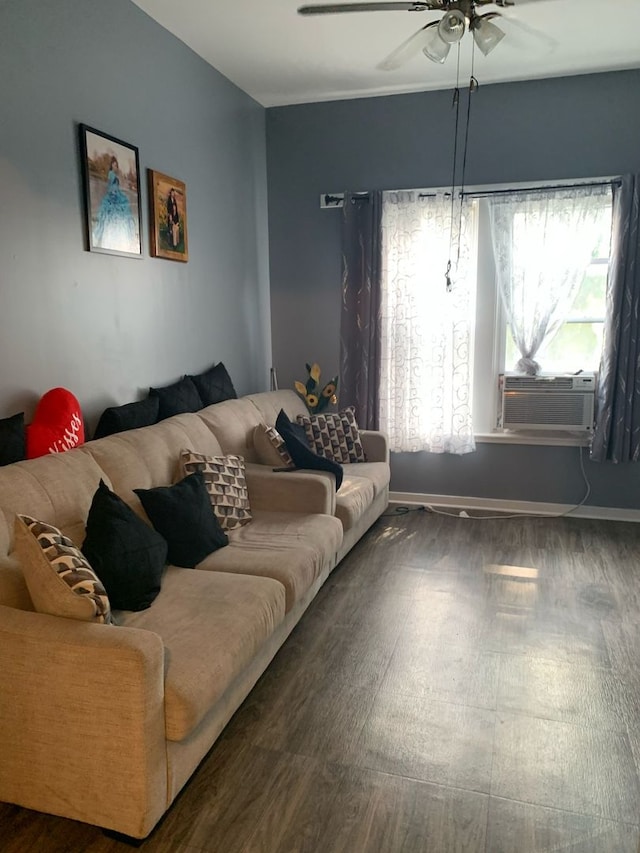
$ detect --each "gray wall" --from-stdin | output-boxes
[266,71,640,509]
[0,0,271,432]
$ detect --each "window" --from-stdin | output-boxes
[379,181,614,443]
[502,206,612,375]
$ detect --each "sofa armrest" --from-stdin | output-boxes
[0,605,167,838]
[245,463,336,515]
[361,430,389,463]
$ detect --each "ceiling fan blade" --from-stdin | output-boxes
[499,13,557,52]
[378,21,439,70]
[298,2,439,15]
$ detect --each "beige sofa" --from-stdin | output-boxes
[0,389,389,839]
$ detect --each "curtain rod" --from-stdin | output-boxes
[321,178,621,208]
[462,178,621,200]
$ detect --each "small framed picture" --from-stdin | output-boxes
[79,124,142,258]
[148,170,189,262]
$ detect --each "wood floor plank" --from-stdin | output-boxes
[351,691,496,794]
[486,796,640,853]
[491,712,640,824]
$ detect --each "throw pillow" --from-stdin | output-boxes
[180,450,252,530]
[297,406,366,464]
[187,362,237,407]
[26,388,85,459]
[15,515,113,624]
[0,412,26,466]
[275,409,343,490]
[253,423,295,469]
[93,397,160,439]
[148,376,203,421]
[82,480,167,611]
[134,472,228,568]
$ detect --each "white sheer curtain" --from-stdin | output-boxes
[379,191,477,454]
[488,185,612,375]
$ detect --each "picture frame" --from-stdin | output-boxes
[79,124,142,258]
[148,169,189,262]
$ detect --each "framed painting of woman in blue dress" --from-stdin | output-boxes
[148,170,189,262]
[79,125,142,258]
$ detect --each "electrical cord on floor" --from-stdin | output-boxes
[385,445,592,521]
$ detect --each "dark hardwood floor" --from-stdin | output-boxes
[3,509,640,852]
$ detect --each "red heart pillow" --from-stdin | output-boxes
[26,388,85,459]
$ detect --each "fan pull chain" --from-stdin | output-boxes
[456,40,478,269]
[446,42,462,293]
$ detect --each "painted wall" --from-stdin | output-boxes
[0,0,271,432]
[266,70,640,508]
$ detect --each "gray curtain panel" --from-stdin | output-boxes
[340,191,383,430]
[591,175,640,462]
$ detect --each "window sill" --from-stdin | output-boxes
[475,431,591,447]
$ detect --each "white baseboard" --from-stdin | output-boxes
[389,491,640,523]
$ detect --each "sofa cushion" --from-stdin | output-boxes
[0,412,25,467]
[196,398,263,461]
[253,424,294,469]
[335,475,376,532]
[181,450,252,531]
[297,406,366,464]
[93,397,160,439]
[82,480,167,611]
[341,461,391,498]
[84,414,224,504]
[117,567,286,742]
[187,362,237,407]
[15,515,114,624]
[135,472,228,568]
[245,389,308,425]
[196,509,342,611]
[149,377,203,421]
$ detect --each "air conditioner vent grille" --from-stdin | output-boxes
[499,374,596,432]
[504,376,575,392]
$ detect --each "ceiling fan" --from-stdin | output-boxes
[297,1,552,70]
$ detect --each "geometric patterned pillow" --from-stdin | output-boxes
[253,423,295,469]
[296,406,366,464]
[180,449,252,531]
[14,515,114,625]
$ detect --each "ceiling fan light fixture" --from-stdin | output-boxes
[437,9,466,44]
[472,16,505,56]
[422,28,450,64]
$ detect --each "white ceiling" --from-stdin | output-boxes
[131,0,640,107]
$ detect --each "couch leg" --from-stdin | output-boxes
[102,829,146,847]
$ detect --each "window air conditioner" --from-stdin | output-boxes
[499,373,596,432]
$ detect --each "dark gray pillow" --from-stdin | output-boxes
[134,472,228,568]
[149,376,203,421]
[275,409,343,490]
[0,412,25,466]
[93,397,160,439]
[82,480,167,611]
[187,362,237,407]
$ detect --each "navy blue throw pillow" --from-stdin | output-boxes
[149,376,203,421]
[187,362,237,407]
[275,409,343,490]
[0,412,26,467]
[134,472,228,568]
[82,480,167,611]
[93,397,160,439]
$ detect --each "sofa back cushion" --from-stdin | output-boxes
[246,390,308,426]
[196,398,263,462]
[85,414,224,513]
[0,450,111,562]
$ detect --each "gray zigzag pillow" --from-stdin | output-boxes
[296,407,366,464]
